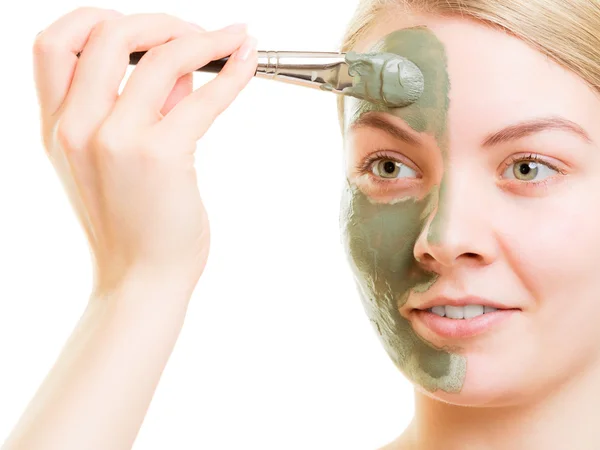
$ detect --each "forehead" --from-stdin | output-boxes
[348,12,600,144]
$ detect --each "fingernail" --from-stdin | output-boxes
[234,36,257,62]
[221,23,247,33]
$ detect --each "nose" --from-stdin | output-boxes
[413,173,498,273]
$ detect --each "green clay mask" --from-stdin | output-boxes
[342,51,425,108]
[339,27,467,393]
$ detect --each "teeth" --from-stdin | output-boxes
[464,304,484,319]
[428,305,499,319]
[445,305,464,319]
[431,306,446,317]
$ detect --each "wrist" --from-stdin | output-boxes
[91,264,198,315]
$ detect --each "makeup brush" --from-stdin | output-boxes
[73,49,423,107]
[129,50,350,90]
[127,50,425,107]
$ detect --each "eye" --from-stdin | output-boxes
[502,156,558,182]
[371,158,418,179]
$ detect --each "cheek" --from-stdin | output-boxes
[496,191,600,374]
[339,180,467,394]
[339,182,430,296]
[493,184,600,303]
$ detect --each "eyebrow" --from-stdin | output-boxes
[349,113,421,146]
[349,113,593,148]
[482,117,592,147]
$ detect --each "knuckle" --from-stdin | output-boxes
[55,120,87,155]
[153,12,178,22]
[93,123,128,155]
[141,45,169,64]
[133,11,168,20]
[32,31,58,55]
[150,12,183,27]
[71,6,104,15]
[190,23,205,32]
[128,12,179,31]
[133,12,196,36]
[33,8,124,56]
[89,17,121,44]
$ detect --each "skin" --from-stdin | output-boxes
[3,9,258,450]
[342,9,600,450]
[341,26,467,393]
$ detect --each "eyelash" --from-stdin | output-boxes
[355,149,419,185]
[500,153,566,176]
[499,153,568,193]
[355,150,567,187]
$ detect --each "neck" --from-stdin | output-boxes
[406,361,600,450]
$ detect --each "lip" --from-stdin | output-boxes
[413,296,517,311]
[411,308,520,339]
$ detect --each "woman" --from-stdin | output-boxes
[4,0,600,449]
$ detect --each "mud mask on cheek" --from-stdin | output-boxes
[339,27,466,393]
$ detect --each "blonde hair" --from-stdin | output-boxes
[336,0,600,131]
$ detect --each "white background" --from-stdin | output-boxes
[0,1,414,448]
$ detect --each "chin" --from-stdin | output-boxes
[414,349,536,407]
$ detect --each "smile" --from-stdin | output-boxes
[412,307,521,339]
[427,305,498,319]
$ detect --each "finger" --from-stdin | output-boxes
[141,24,205,117]
[62,13,205,138]
[160,73,193,117]
[112,25,248,127]
[32,7,123,118]
[156,35,258,143]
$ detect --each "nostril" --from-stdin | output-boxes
[415,253,425,263]
[415,253,436,265]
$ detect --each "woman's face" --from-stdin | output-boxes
[340,12,600,406]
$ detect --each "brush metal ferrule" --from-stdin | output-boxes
[254,51,353,92]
